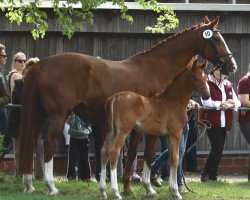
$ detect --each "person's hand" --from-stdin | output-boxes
[240,110,248,116]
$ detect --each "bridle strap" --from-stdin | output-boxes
[204,29,235,73]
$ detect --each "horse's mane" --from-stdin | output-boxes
[128,22,204,59]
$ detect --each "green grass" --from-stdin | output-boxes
[0,172,249,200]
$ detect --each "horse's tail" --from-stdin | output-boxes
[18,60,43,174]
[104,96,116,139]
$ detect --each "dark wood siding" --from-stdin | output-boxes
[1,9,250,154]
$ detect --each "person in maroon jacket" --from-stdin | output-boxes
[237,65,250,145]
[200,68,241,182]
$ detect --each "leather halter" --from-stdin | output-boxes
[205,29,235,74]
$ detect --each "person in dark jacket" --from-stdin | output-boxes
[0,44,10,162]
[66,112,94,182]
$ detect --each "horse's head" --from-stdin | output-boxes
[197,15,237,76]
[190,59,210,100]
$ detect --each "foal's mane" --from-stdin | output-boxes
[129,22,204,59]
[154,64,193,98]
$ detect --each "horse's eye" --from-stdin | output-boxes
[217,59,224,66]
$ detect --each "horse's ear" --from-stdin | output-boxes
[201,60,208,70]
[209,16,220,29]
[204,15,211,24]
[192,59,198,70]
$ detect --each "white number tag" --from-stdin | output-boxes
[203,30,213,39]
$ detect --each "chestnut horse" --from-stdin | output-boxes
[99,58,209,200]
[18,16,236,195]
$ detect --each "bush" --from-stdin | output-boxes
[0,134,4,155]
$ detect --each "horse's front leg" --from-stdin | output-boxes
[23,174,35,193]
[141,135,158,197]
[169,134,182,200]
[44,158,58,195]
[122,130,142,194]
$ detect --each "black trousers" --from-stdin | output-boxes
[185,116,198,171]
[202,127,226,179]
[67,137,91,180]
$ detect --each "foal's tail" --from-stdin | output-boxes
[18,60,43,174]
[104,96,116,139]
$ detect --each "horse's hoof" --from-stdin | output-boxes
[48,189,59,196]
[170,190,182,200]
[122,189,134,196]
[111,189,122,200]
[23,186,35,193]
[145,189,157,197]
[99,188,107,199]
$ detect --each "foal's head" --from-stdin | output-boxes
[197,15,237,76]
[189,59,210,100]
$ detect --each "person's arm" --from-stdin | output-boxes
[201,83,221,109]
[0,76,10,106]
[238,94,250,107]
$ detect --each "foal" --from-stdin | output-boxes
[100,59,210,200]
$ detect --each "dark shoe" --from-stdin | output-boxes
[201,174,209,182]
[150,176,162,187]
[187,169,201,173]
[67,175,76,181]
[81,178,97,183]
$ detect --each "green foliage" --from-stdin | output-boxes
[0,0,179,39]
[0,133,4,155]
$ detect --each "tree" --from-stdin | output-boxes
[0,0,179,40]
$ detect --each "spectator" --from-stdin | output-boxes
[6,52,26,175]
[200,68,240,182]
[237,64,250,180]
[0,44,10,155]
[185,106,200,173]
[66,113,94,182]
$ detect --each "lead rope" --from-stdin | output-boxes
[182,108,211,193]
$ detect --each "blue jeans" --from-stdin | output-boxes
[151,122,189,186]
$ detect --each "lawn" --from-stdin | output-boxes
[0,172,249,200]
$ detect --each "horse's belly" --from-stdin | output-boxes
[134,121,167,136]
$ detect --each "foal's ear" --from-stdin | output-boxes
[209,16,220,29]
[204,15,211,24]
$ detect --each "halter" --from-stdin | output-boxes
[203,29,235,74]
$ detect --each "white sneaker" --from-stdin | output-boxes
[131,173,142,182]
[178,186,188,193]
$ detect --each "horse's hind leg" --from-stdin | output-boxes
[43,116,65,195]
[141,135,157,197]
[99,135,112,199]
[44,158,58,195]
[23,174,35,193]
[110,132,128,200]
[122,130,142,194]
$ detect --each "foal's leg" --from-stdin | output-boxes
[99,134,113,199]
[23,174,35,193]
[122,130,142,194]
[141,135,158,197]
[169,134,182,200]
[109,132,128,199]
